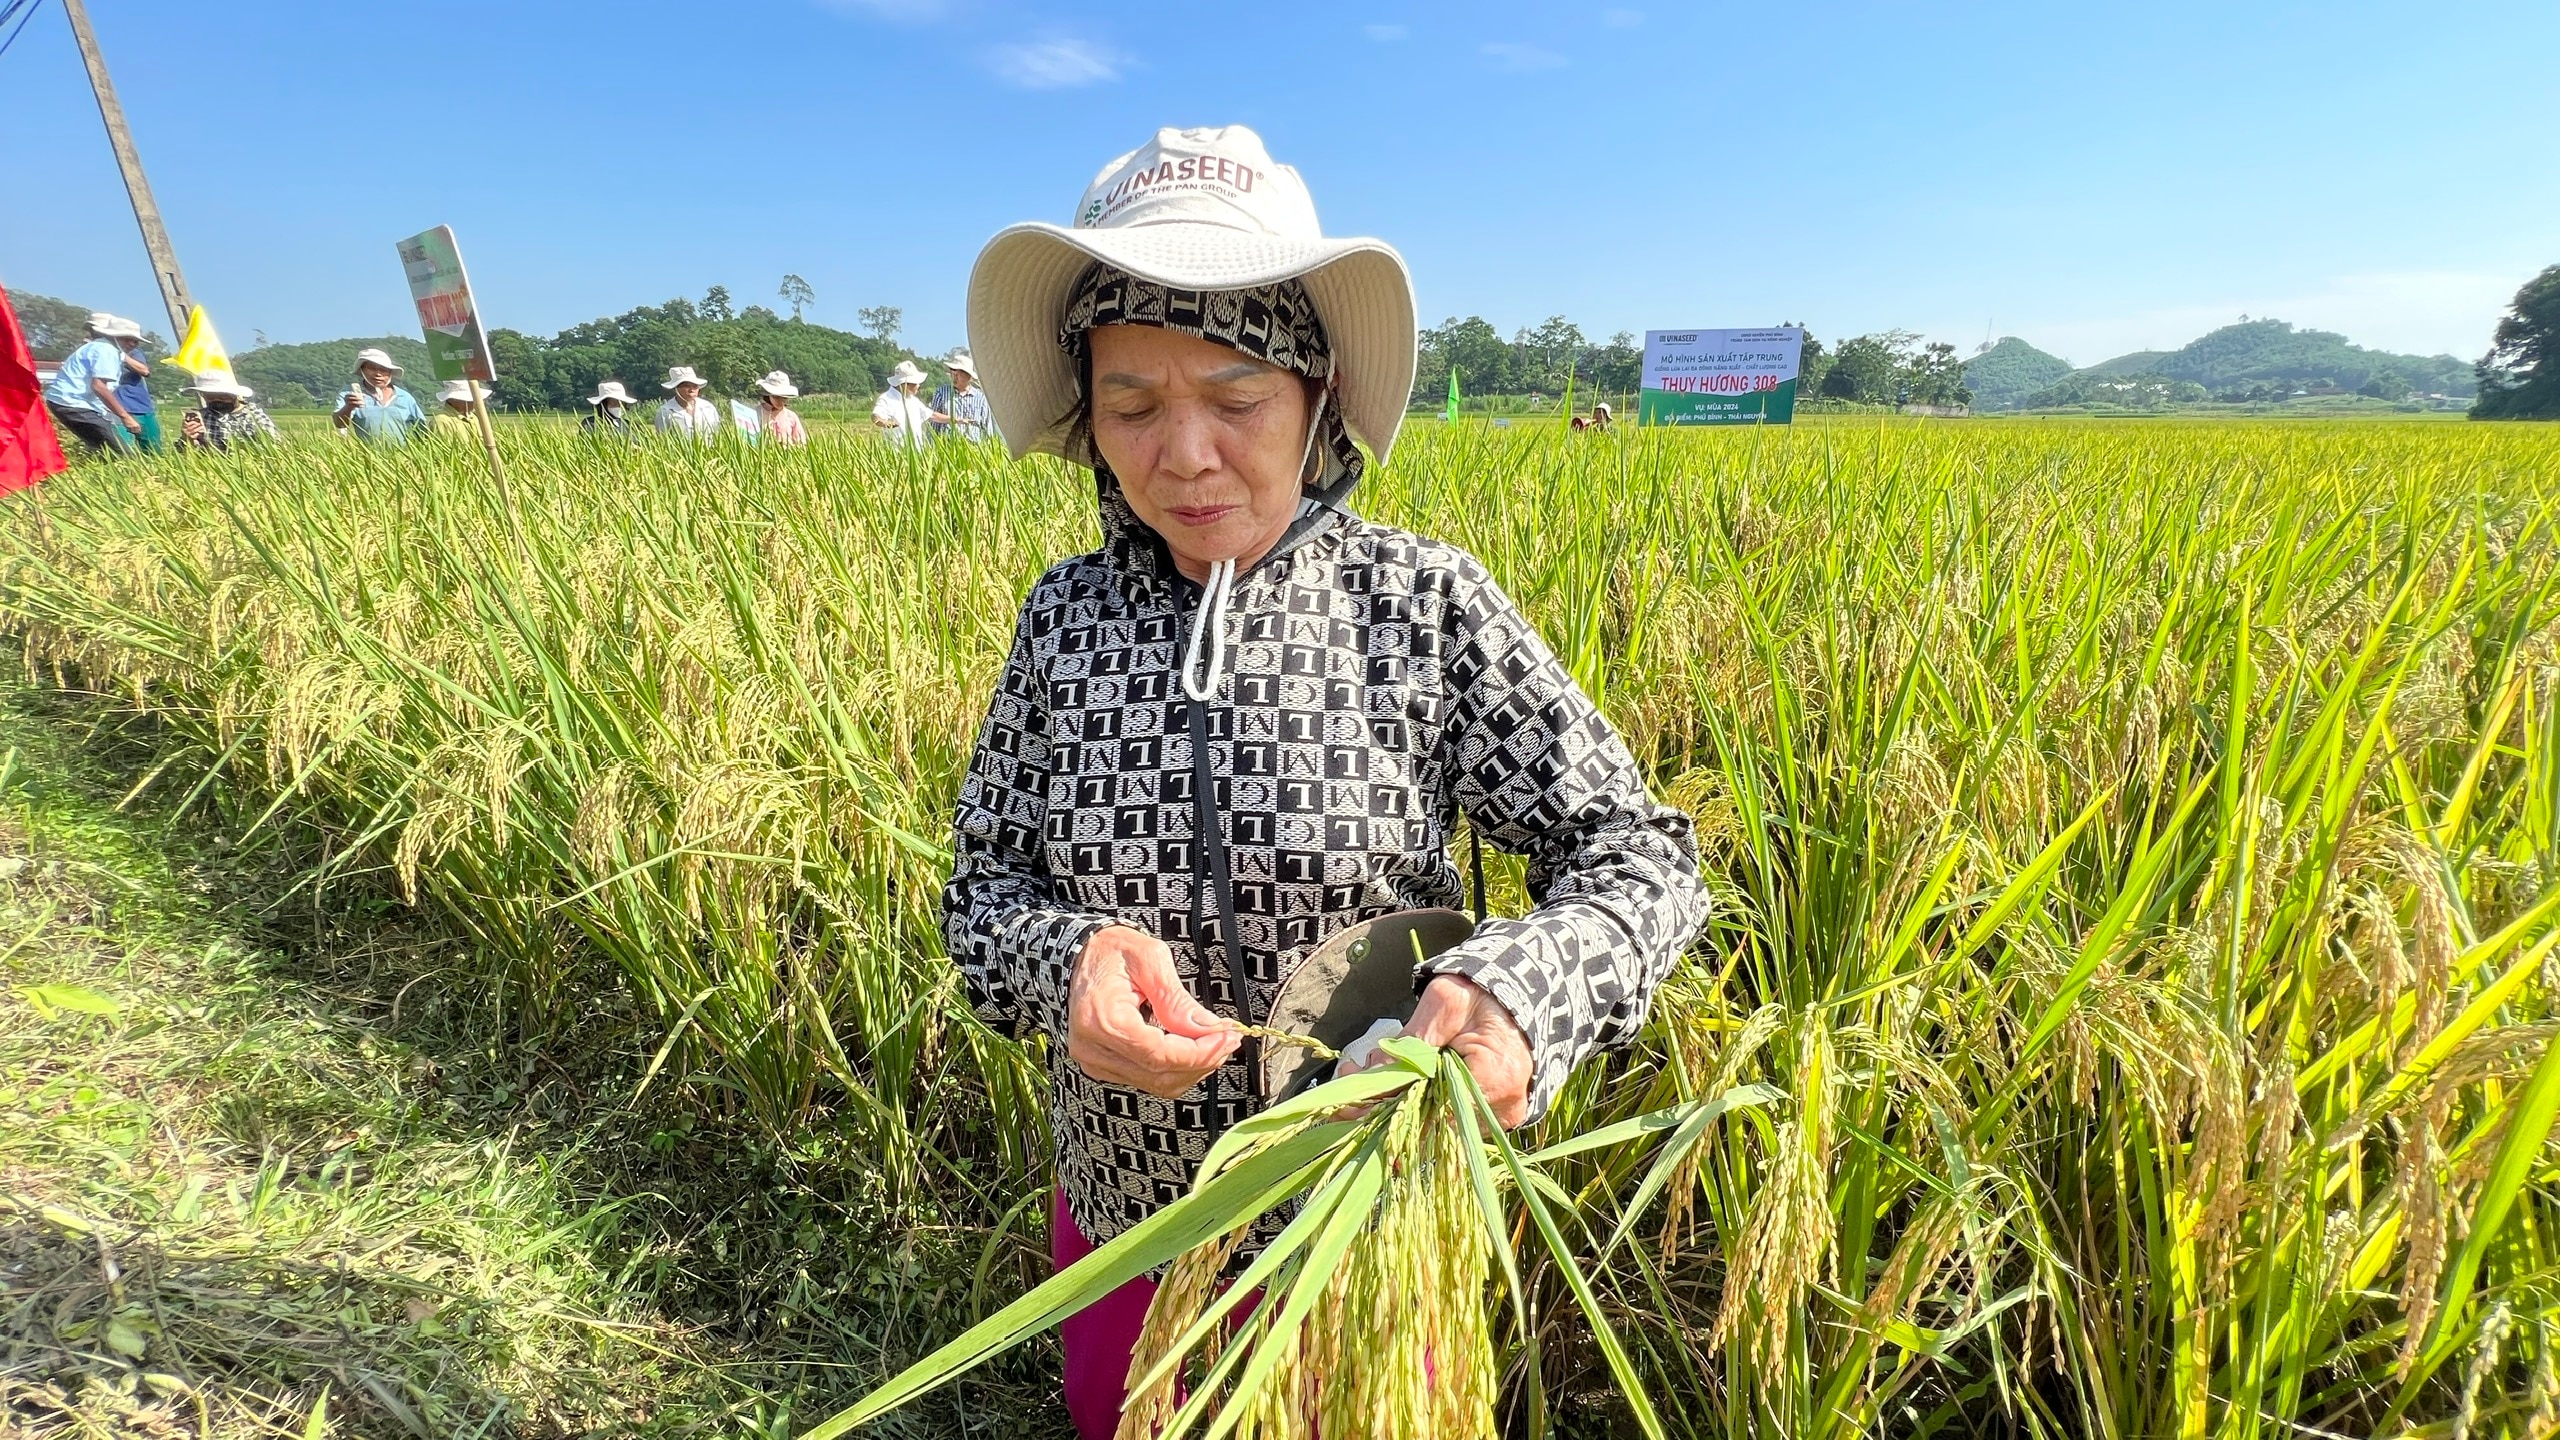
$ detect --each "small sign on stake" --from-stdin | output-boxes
[396,224,509,496]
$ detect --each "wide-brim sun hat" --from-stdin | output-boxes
[967,123,1416,467]
[944,349,978,378]
[885,360,928,388]
[98,315,146,340]
[184,375,254,399]
[353,347,404,375]
[437,379,481,405]
[755,370,799,397]
[662,366,707,389]
[588,381,635,405]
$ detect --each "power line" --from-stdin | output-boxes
[0,0,47,65]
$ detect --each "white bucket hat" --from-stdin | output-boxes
[662,366,708,389]
[966,124,1415,466]
[885,360,928,389]
[184,374,254,399]
[353,347,404,375]
[943,349,978,379]
[95,314,146,340]
[754,370,799,397]
[437,379,482,405]
[588,381,635,405]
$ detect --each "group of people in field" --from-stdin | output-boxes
[584,350,996,449]
[42,310,279,454]
[47,313,999,458]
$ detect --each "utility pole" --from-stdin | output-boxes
[61,0,193,338]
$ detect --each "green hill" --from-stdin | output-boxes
[232,336,437,408]
[2091,320,2474,399]
[1962,338,2075,409]
[2081,350,2170,379]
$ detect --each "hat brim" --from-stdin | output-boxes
[662,378,701,389]
[185,382,253,398]
[757,384,799,397]
[967,221,1417,468]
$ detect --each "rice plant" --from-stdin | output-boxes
[2,416,2555,1434]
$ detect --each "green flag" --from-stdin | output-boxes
[1445,365,1460,424]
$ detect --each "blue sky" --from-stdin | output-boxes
[4,0,2553,368]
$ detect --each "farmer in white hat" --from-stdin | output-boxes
[870,359,933,449]
[945,124,1702,1438]
[178,375,277,450]
[332,347,427,444]
[582,380,639,437]
[656,366,720,441]
[752,370,808,446]
[431,378,490,440]
[42,313,145,454]
[928,349,994,442]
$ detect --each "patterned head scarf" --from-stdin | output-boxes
[1057,264,1364,504]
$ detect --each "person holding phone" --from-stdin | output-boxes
[331,348,426,444]
[178,375,277,450]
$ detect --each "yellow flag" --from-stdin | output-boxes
[170,305,231,376]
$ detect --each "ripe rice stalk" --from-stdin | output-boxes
[4,418,2557,1434]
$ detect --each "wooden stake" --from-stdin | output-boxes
[467,379,512,510]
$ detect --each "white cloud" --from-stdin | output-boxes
[1364,23,1409,41]
[1481,41,1566,72]
[1601,8,1644,26]
[988,37,1126,90]
[1986,270,2518,369]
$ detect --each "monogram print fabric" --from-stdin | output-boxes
[943,481,1707,1248]
[1057,265,1365,503]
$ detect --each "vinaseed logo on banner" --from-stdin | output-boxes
[1640,328,1805,425]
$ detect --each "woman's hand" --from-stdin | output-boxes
[1068,925,1241,1098]
[1352,975,1535,1128]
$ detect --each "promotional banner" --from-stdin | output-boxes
[1639,328,1805,425]
[396,225,497,384]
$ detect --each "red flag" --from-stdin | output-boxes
[1,283,71,496]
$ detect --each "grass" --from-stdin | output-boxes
[4,416,2559,1436]
[0,676,1066,1437]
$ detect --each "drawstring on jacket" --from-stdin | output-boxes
[1176,386,1332,705]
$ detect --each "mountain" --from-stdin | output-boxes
[2097,320,2473,399]
[232,336,437,408]
[1978,320,2479,410]
[2081,351,2170,379]
[1962,338,2075,409]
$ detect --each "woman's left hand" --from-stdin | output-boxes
[1349,974,1534,1129]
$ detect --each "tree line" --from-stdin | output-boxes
[487,285,927,412]
[1411,317,1972,408]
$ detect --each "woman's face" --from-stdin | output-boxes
[1088,324,1312,581]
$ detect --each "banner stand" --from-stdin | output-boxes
[466,378,511,510]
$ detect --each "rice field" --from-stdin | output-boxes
[4,415,2557,1436]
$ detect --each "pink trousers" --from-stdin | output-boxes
[1055,1189,1157,1440]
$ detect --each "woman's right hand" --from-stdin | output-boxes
[1068,925,1240,1098]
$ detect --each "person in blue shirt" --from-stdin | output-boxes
[330,347,428,444]
[115,335,162,453]
[42,312,146,454]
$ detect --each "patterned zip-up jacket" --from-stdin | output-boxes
[944,478,1706,1245]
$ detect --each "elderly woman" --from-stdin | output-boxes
[947,124,1703,1438]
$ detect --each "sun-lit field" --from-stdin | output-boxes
[4,416,2557,1436]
